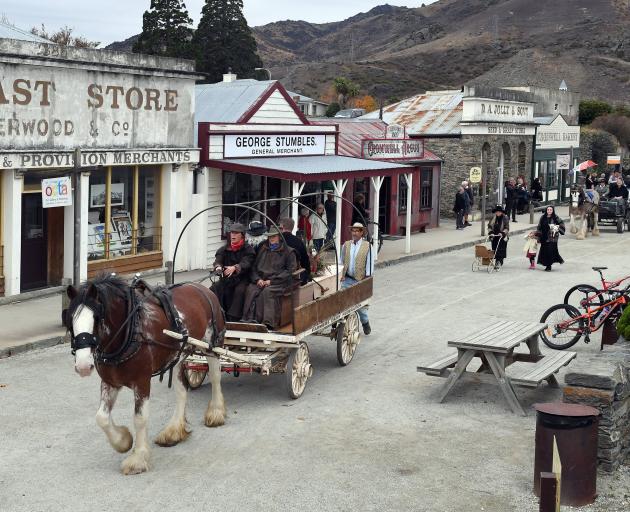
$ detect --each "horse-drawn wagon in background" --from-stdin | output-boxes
[172,267,372,399]
[598,197,630,233]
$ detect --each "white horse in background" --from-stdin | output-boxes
[569,187,600,240]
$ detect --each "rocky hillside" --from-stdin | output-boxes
[253,0,630,103]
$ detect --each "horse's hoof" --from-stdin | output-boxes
[204,408,226,428]
[111,426,133,453]
[570,228,578,234]
[155,423,190,447]
[576,235,585,240]
[121,451,150,475]
[593,230,600,236]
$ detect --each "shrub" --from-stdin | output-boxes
[617,304,630,340]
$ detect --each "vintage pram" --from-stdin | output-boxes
[472,234,505,273]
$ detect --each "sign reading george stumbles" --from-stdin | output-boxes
[1,149,200,169]
[223,134,326,158]
[361,139,423,160]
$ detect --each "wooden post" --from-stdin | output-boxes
[481,166,487,237]
[104,166,112,259]
[404,172,412,254]
[132,165,139,255]
[370,176,384,260]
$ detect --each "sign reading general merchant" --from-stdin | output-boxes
[361,139,423,160]
[223,134,326,158]
[0,44,195,151]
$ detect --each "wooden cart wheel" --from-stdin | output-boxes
[336,312,361,366]
[286,342,312,399]
[184,369,207,390]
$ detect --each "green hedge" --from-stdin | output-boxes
[617,304,630,340]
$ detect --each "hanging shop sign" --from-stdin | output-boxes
[386,124,405,139]
[223,134,326,158]
[42,176,72,208]
[556,154,570,171]
[469,167,482,183]
[607,155,621,165]
[361,139,423,160]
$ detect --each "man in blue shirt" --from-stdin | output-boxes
[340,222,374,335]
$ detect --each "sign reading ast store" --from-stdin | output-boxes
[224,134,326,158]
[0,63,194,150]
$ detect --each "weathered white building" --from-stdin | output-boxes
[0,30,201,296]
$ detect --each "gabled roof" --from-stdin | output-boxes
[361,90,464,136]
[286,90,329,106]
[195,79,308,125]
[0,20,50,43]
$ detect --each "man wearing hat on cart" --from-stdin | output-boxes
[210,223,256,321]
[241,226,297,330]
[340,222,374,335]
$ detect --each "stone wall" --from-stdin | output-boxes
[562,339,630,473]
[423,134,534,216]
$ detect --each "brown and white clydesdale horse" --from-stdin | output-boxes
[65,274,226,475]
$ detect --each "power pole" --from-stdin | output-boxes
[73,148,81,288]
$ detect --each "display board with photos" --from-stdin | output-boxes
[87,212,133,259]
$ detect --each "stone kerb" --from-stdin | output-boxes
[562,339,630,473]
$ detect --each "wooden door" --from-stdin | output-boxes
[47,207,64,286]
[21,194,47,291]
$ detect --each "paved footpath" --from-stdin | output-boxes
[0,223,628,511]
[0,206,567,358]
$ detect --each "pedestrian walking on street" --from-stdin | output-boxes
[523,231,539,270]
[536,206,565,271]
[488,205,509,266]
[453,186,467,229]
[462,180,474,226]
[340,222,374,335]
[505,177,518,222]
[531,177,543,202]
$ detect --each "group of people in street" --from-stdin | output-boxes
[297,191,339,252]
[453,180,474,229]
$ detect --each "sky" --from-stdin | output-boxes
[1,1,436,46]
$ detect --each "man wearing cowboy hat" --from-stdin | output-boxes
[241,225,297,329]
[340,222,374,335]
[210,222,256,321]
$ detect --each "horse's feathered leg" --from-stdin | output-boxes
[569,211,578,234]
[577,212,586,240]
[204,354,225,427]
[96,381,132,454]
[155,361,190,446]
[121,384,151,475]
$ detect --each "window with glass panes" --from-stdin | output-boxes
[420,168,432,208]
[222,172,264,235]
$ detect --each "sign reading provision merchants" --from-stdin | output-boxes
[223,134,326,158]
[361,139,423,160]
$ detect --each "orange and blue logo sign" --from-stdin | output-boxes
[41,176,72,208]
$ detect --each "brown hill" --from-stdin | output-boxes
[253,0,630,103]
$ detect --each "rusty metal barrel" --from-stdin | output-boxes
[533,402,600,506]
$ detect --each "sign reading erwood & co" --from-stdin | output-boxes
[361,139,423,160]
[224,134,326,158]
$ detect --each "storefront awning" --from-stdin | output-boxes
[207,155,417,182]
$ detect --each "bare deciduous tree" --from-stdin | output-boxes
[30,24,100,48]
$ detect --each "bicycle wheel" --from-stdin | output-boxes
[563,284,604,316]
[540,304,584,350]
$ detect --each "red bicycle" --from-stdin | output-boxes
[563,266,630,317]
[541,287,629,349]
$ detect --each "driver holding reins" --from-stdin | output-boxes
[210,223,256,321]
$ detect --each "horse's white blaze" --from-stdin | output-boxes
[73,306,95,377]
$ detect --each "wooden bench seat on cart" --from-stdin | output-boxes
[507,350,577,388]
[417,352,458,377]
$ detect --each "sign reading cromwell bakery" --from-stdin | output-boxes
[224,134,326,158]
[361,139,423,160]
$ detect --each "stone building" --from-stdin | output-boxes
[362,85,537,214]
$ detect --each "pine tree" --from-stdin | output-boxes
[193,0,263,83]
[133,0,193,59]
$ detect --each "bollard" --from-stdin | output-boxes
[533,402,600,507]
[165,260,174,286]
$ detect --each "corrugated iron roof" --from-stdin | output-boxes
[0,20,50,43]
[361,90,464,136]
[195,79,275,125]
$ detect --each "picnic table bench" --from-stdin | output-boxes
[417,320,577,415]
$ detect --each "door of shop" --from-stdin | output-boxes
[378,177,391,235]
[21,194,47,291]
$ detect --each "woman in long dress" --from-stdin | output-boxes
[487,205,509,265]
[536,206,565,271]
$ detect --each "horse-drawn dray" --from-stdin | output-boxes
[172,269,372,399]
[598,197,630,233]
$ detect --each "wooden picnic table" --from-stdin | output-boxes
[417,320,577,416]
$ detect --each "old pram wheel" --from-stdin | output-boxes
[471,259,481,272]
[184,368,207,389]
[336,312,361,366]
[286,342,312,399]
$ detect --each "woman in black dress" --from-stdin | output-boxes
[536,206,565,271]
[487,205,509,265]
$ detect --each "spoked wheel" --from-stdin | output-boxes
[472,259,480,272]
[540,304,584,350]
[286,342,312,399]
[336,312,361,366]
[184,368,207,389]
[564,284,603,317]
[487,260,499,273]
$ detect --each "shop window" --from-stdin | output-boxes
[87,166,161,260]
[538,161,548,190]
[547,160,558,188]
[398,175,408,214]
[420,168,432,208]
[222,172,264,234]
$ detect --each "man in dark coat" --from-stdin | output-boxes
[280,217,311,284]
[505,178,518,222]
[210,223,256,321]
[453,186,467,229]
[241,226,297,329]
[608,178,629,200]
